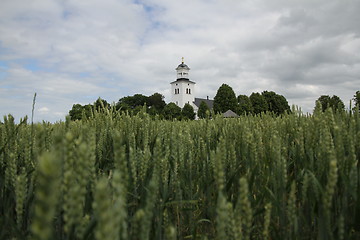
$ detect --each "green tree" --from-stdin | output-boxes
[213,84,237,113]
[69,104,84,121]
[69,104,93,120]
[198,101,210,119]
[249,92,268,114]
[329,95,345,112]
[315,95,331,112]
[262,91,290,115]
[83,104,93,118]
[147,93,166,115]
[117,94,148,111]
[94,98,110,111]
[181,103,196,120]
[163,103,181,120]
[315,95,344,113]
[237,95,253,115]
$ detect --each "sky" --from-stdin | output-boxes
[1,0,359,122]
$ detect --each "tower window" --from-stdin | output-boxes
[189,89,191,94]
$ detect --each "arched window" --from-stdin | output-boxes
[188,89,191,94]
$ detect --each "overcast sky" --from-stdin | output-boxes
[1,0,359,122]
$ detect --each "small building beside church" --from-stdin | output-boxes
[170,59,213,114]
[222,109,239,118]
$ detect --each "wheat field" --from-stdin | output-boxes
[1,107,359,239]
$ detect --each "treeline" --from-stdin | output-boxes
[212,84,360,116]
[68,84,293,121]
[69,93,196,121]
[212,84,291,116]
[313,91,360,113]
[69,85,360,121]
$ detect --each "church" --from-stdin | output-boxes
[170,59,214,114]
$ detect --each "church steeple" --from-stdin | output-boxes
[176,57,190,80]
[171,58,195,108]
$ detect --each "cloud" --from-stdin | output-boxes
[0,0,359,122]
[38,107,50,114]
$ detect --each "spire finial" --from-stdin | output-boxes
[181,57,184,63]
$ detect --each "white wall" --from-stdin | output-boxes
[171,79,195,108]
[176,68,190,79]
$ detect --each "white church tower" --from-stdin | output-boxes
[171,58,195,108]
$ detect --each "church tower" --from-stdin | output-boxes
[171,58,195,108]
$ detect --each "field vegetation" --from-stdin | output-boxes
[1,106,360,239]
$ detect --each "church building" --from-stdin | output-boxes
[170,58,213,113]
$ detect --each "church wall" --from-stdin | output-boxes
[171,79,195,108]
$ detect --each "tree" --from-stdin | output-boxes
[132,105,145,115]
[181,103,196,120]
[237,95,253,115]
[329,95,345,112]
[249,92,268,114]
[213,84,238,113]
[147,93,166,115]
[315,95,344,113]
[315,95,331,112]
[69,104,84,121]
[69,103,93,120]
[83,104,93,118]
[117,94,148,111]
[94,98,110,111]
[163,103,181,120]
[262,91,290,115]
[198,101,210,119]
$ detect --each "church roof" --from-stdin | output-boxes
[176,62,190,70]
[222,110,239,118]
[170,78,195,84]
[194,98,214,109]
